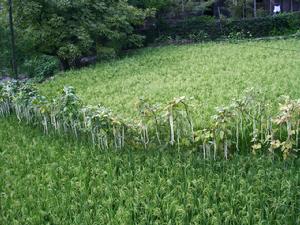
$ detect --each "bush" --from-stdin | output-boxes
[294,30,300,38]
[0,26,10,75]
[22,55,59,79]
[14,0,150,71]
[222,12,300,37]
[96,45,117,61]
[143,12,300,44]
[188,30,209,42]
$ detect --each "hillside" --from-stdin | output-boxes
[1,38,300,224]
[40,38,300,122]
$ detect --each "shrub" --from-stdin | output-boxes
[292,29,300,38]
[22,55,59,80]
[13,0,151,70]
[188,30,209,42]
[96,46,117,61]
[143,12,300,44]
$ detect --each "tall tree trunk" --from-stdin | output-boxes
[243,0,246,18]
[245,0,247,18]
[253,0,257,17]
[8,0,17,78]
[217,6,222,33]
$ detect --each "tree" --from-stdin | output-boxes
[225,0,254,18]
[171,0,215,14]
[7,0,17,77]
[13,0,151,70]
[0,0,18,77]
[130,0,215,16]
[253,0,256,17]
[129,0,172,11]
[0,1,9,75]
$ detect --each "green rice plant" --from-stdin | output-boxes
[1,117,299,224]
[38,39,300,121]
[1,39,300,224]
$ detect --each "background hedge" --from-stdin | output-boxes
[142,12,300,43]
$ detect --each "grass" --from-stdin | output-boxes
[40,38,300,123]
[1,116,299,225]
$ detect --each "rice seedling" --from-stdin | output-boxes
[0,117,299,225]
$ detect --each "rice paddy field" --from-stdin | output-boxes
[1,38,300,224]
[1,117,299,225]
[40,38,300,121]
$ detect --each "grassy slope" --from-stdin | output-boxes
[40,39,300,122]
[2,39,300,224]
[0,117,299,225]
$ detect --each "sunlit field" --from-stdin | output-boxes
[0,117,299,224]
[40,38,300,122]
[1,38,300,224]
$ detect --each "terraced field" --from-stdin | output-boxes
[1,38,300,224]
[40,38,300,122]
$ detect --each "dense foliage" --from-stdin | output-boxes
[1,117,299,224]
[0,0,151,75]
[1,0,300,76]
[144,12,300,43]
[129,0,214,14]
[0,3,35,76]
[11,0,151,70]
[129,0,172,11]
[21,55,60,80]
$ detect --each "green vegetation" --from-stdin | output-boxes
[14,0,151,70]
[0,39,300,160]
[0,0,150,74]
[1,0,300,223]
[2,0,300,77]
[40,38,300,120]
[1,117,299,225]
[145,12,300,43]
[1,37,300,224]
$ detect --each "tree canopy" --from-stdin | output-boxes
[11,0,151,70]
